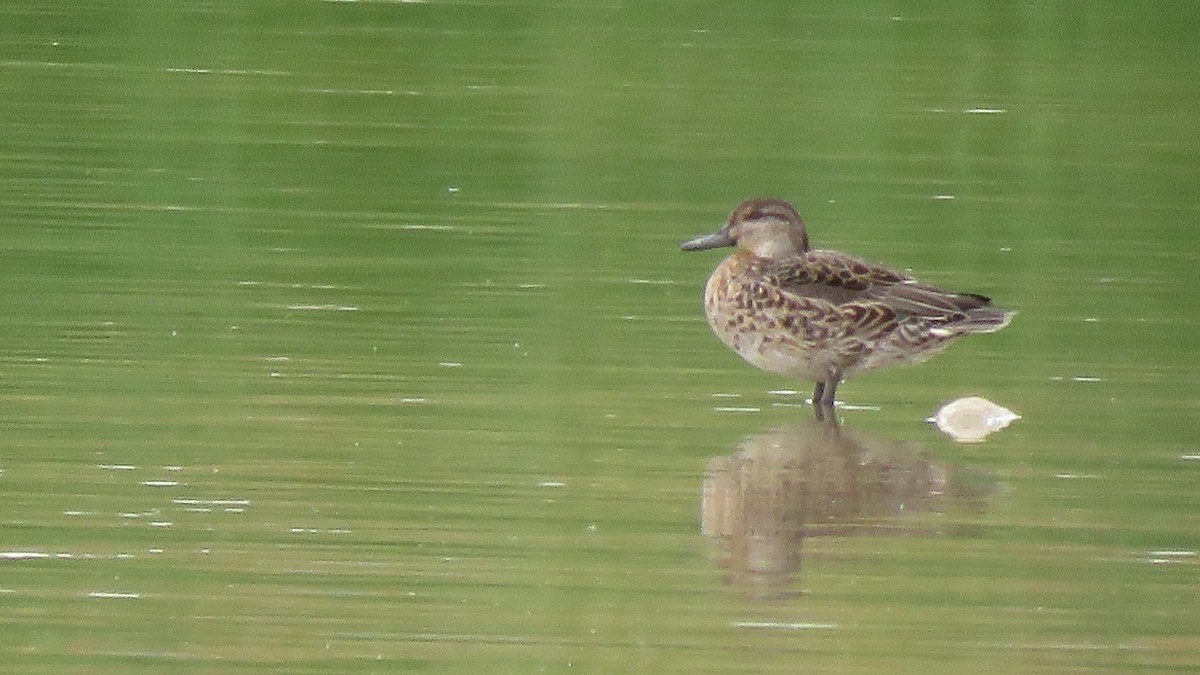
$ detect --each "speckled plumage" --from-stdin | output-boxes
[682,198,1013,408]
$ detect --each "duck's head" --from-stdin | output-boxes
[681,198,809,259]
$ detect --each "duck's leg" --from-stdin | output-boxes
[812,393,831,421]
[811,381,826,406]
[813,373,841,408]
[811,380,837,409]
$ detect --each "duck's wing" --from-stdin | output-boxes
[758,250,1005,325]
[877,281,995,318]
[755,250,912,306]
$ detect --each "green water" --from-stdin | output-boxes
[3,1,1199,671]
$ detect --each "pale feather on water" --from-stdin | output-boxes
[928,396,1020,443]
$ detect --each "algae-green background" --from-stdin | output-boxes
[2,2,1198,671]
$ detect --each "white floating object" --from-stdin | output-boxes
[928,396,1020,443]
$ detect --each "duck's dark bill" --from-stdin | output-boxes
[681,229,735,251]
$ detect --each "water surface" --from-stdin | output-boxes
[2,1,1199,671]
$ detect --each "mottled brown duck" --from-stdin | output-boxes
[682,198,1014,408]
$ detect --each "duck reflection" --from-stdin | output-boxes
[701,413,993,598]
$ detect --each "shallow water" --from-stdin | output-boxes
[3,1,1199,671]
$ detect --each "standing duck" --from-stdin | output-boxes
[682,198,1014,408]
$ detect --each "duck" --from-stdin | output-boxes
[681,198,1013,408]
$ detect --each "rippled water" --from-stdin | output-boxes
[3,2,1199,671]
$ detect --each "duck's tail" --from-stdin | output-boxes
[933,306,1015,337]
